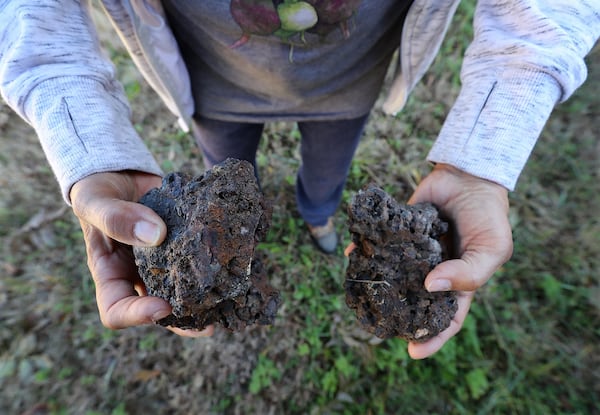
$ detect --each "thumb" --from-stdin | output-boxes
[425,249,502,292]
[87,198,166,246]
[71,173,166,246]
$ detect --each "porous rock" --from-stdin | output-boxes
[345,184,458,342]
[133,158,280,331]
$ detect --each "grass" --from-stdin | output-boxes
[1,0,598,413]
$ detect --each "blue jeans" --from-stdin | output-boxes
[191,114,369,227]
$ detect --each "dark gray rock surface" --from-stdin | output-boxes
[133,159,279,331]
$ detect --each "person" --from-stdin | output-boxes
[0,0,598,359]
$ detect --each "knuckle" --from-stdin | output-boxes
[86,255,95,274]
[97,203,133,242]
[99,308,121,330]
[471,272,487,290]
[98,205,120,235]
[101,319,119,331]
[71,197,89,221]
[499,234,514,263]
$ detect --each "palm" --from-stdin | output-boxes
[407,164,513,359]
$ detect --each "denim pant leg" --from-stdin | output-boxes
[191,116,264,171]
[296,113,370,227]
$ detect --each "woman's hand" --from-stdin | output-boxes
[70,171,213,337]
[406,164,513,358]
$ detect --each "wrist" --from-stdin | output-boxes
[431,163,509,194]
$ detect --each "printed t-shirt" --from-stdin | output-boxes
[162,0,412,122]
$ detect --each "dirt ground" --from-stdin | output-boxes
[1,5,599,415]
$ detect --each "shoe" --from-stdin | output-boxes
[308,217,338,254]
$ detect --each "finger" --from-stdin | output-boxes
[71,173,165,247]
[425,245,510,292]
[344,242,357,257]
[407,291,473,359]
[99,292,173,329]
[85,224,212,333]
[93,256,172,328]
[407,189,432,206]
[76,196,166,247]
[82,223,171,328]
[167,325,215,338]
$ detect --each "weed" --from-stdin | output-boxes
[249,355,283,394]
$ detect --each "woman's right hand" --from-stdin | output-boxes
[70,171,213,337]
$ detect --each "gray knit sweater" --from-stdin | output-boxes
[1,0,598,202]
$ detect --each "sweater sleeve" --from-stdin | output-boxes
[0,0,163,203]
[427,0,600,190]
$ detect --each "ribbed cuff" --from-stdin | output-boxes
[23,76,163,203]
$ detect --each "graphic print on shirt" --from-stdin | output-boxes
[229,0,363,49]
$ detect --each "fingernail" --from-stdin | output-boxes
[427,279,452,292]
[134,221,162,245]
[151,308,171,322]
